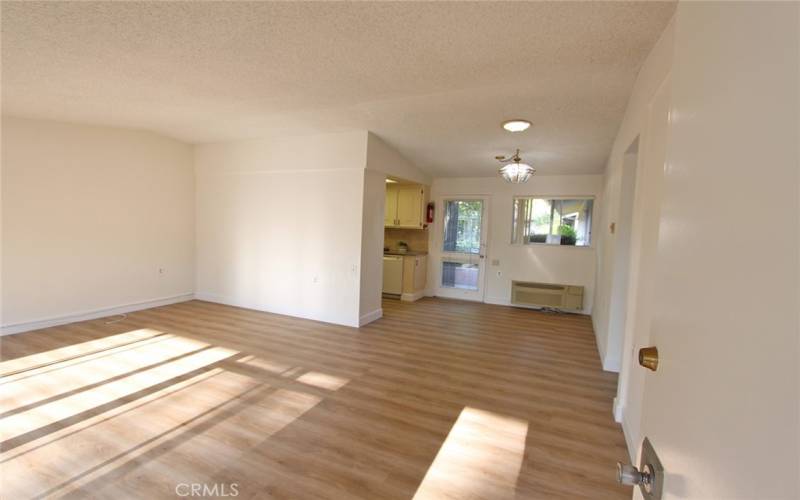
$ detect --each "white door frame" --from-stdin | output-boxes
[433,196,489,302]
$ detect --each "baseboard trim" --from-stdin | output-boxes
[602,356,621,373]
[359,308,383,326]
[613,396,624,423]
[400,290,425,302]
[484,296,592,317]
[0,293,195,336]
[194,291,359,328]
[483,296,511,306]
[621,411,638,463]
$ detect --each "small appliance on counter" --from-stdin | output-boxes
[397,241,409,254]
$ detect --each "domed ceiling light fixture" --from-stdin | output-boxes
[496,149,535,184]
[502,119,531,132]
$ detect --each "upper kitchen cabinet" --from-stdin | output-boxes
[384,186,398,227]
[385,183,428,229]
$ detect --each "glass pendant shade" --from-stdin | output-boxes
[499,162,535,183]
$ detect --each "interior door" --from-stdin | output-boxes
[436,198,487,301]
[633,3,798,498]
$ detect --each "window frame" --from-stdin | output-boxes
[442,199,485,255]
[510,195,596,249]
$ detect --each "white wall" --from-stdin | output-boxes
[427,175,602,314]
[194,131,367,327]
[366,132,431,185]
[602,149,639,374]
[1,116,195,333]
[592,17,675,372]
[615,73,671,458]
[359,169,386,325]
[357,132,430,325]
[2,124,419,331]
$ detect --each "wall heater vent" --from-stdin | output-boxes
[511,281,584,311]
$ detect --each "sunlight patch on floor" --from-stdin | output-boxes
[413,407,529,500]
[1,333,210,411]
[1,341,237,441]
[295,371,349,391]
[12,383,321,499]
[1,333,330,498]
[237,354,292,375]
[0,328,164,377]
[237,355,351,391]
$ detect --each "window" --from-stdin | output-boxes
[440,199,484,293]
[441,261,480,290]
[512,197,593,246]
[443,200,483,254]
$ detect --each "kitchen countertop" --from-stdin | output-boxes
[384,250,428,256]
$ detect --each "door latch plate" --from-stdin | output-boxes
[640,437,664,500]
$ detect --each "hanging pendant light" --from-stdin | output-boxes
[496,149,535,183]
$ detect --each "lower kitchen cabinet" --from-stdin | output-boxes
[382,254,427,301]
[401,255,427,302]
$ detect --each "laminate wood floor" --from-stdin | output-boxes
[1,298,631,499]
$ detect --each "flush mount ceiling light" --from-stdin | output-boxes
[496,149,535,184]
[502,119,531,132]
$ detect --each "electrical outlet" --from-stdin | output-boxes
[312,275,319,284]
[158,267,166,276]
[496,270,502,277]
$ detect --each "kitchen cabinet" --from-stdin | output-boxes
[382,253,427,302]
[385,183,427,229]
[402,254,427,300]
[384,189,398,227]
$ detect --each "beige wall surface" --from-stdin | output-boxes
[428,174,602,315]
[592,17,675,373]
[359,169,387,324]
[194,132,367,327]
[1,116,195,331]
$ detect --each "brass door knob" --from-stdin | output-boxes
[639,346,659,371]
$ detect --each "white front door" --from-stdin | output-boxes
[435,198,488,301]
[632,3,798,499]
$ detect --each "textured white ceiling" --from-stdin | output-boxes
[1,1,675,176]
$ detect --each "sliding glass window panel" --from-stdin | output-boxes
[511,197,593,246]
[443,200,483,254]
[441,260,480,290]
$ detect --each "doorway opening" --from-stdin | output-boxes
[605,138,639,371]
[435,197,488,301]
